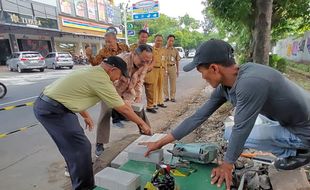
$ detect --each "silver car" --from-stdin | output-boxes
[45,52,74,69]
[6,51,46,73]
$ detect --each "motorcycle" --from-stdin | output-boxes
[0,82,7,99]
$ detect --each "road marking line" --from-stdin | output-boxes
[0,96,38,106]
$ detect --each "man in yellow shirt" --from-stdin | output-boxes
[144,34,167,113]
[33,56,151,190]
[129,29,149,52]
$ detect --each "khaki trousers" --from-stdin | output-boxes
[96,101,150,144]
[153,68,165,105]
[164,64,177,100]
[145,83,155,109]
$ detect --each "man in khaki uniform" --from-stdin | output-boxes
[164,34,181,102]
[143,34,168,113]
[129,29,149,52]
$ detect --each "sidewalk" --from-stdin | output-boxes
[0,65,8,73]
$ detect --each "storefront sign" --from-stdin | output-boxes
[61,16,110,32]
[2,11,58,30]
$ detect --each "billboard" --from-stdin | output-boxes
[97,0,106,22]
[60,0,72,14]
[74,0,86,17]
[87,0,97,20]
[132,0,159,14]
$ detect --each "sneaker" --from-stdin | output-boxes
[153,105,159,110]
[113,121,124,128]
[95,143,104,157]
[171,99,176,102]
[64,166,70,177]
[274,149,310,170]
[164,98,169,102]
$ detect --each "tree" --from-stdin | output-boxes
[252,0,273,64]
[125,13,210,50]
[203,0,310,64]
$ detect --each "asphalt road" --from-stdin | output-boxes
[0,59,204,190]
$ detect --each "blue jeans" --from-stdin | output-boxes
[224,115,309,158]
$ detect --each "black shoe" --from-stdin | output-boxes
[146,108,157,113]
[171,99,176,102]
[274,149,310,170]
[164,98,169,102]
[95,143,104,157]
[157,104,167,108]
[153,105,159,110]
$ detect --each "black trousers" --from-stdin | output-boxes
[111,109,127,123]
[33,95,94,190]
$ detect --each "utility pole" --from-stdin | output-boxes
[123,1,130,45]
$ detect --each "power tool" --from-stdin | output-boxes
[167,143,218,164]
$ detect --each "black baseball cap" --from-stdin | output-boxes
[104,56,129,78]
[183,39,235,72]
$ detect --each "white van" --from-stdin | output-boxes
[175,47,185,58]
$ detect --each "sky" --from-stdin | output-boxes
[115,0,205,22]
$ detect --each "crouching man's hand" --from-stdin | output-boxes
[211,161,233,190]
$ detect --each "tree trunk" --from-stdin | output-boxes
[252,0,273,65]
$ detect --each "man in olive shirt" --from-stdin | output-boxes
[33,56,151,190]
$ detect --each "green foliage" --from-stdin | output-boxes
[269,54,287,72]
[125,13,210,50]
[287,61,310,73]
[203,0,310,62]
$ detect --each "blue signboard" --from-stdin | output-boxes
[132,12,159,20]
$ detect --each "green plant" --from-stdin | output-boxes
[269,54,287,72]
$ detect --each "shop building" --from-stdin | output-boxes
[0,0,60,64]
[54,0,123,56]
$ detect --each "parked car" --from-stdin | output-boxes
[188,49,196,58]
[6,51,45,73]
[45,52,74,69]
[175,47,185,59]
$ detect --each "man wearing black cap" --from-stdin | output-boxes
[33,56,151,190]
[140,39,310,189]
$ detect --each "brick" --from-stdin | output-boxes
[112,133,168,168]
[127,145,163,164]
[95,167,141,190]
[111,151,129,169]
[269,166,310,190]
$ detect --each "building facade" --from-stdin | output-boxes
[0,0,60,64]
[54,0,123,57]
[0,0,123,65]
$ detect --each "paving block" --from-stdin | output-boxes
[269,166,310,190]
[111,151,129,169]
[95,167,141,190]
[127,145,163,163]
[124,135,151,152]
[148,133,167,142]
[112,133,168,168]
